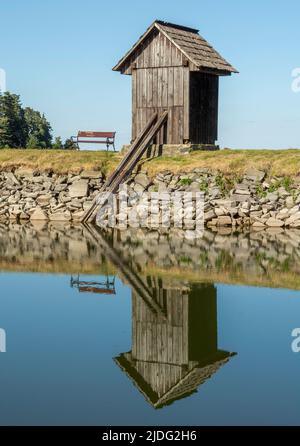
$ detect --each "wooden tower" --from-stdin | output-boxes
[113,20,237,147]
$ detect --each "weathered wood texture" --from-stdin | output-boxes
[129,281,221,399]
[129,31,219,145]
[130,31,188,144]
[114,21,236,146]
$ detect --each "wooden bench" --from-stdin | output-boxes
[72,131,116,151]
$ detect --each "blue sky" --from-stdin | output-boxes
[1,0,300,149]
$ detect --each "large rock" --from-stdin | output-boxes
[231,194,251,203]
[245,168,265,182]
[204,210,216,222]
[235,187,251,196]
[4,172,20,185]
[49,211,71,221]
[30,207,48,221]
[80,170,103,179]
[266,192,279,203]
[19,212,30,220]
[285,212,300,226]
[69,180,88,198]
[14,167,35,178]
[71,210,85,221]
[37,194,52,206]
[266,217,284,227]
[217,216,232,226]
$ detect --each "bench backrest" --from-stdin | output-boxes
[78,131,115,139]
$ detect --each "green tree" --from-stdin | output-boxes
[64,138,77,150]
[0,92,27,148]
[52,136,63,149]
[24,107,52,148]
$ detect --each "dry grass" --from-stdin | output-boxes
[0,149,120,174]
[1,148,300,178]
[140,149,300,178]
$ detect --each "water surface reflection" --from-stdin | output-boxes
[0,223,300,424]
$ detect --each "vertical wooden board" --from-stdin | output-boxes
[167,67,174,107]
[146,70,151,107]
[165,37,171,67]
[167,107,173,143]
[142,69,147,108]
[178,107,184,143]
[155,32,160,68]
[132,70,137,140]
[162,68,168,107]
[161,34,166,66]
[182,295,189,364]
[173,106,179,143]
[136,70,141,108]
[132,295,137,357]
[157,68,163,108]
[152,33,157,67]
[136,44,143,69]
[149,36,155,67]
[159,33,164,66]
[143,37,150,68]
[183,67,190,141]
[138,108,142,136]
[178,67,184,106]
[152,68,158,107]
[173,67,178,105]
[171,44,182,66]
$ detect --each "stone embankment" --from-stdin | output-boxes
[0,168,104,222]
[122,168,300,229]
[1,166,300,228]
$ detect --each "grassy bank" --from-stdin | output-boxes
[141,149,300,177]
[0,149,119,175]
[1,148,300,177]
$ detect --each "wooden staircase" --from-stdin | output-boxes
[81,111,168,223]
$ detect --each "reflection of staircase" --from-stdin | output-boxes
[81,111,168,223]
[83,224,167,318]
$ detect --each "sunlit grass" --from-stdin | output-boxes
[1,148,300,177]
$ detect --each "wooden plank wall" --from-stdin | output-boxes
[131,283,190,397]
[130,32,189,144]
[132,287,189,366]
[128,30,219,145]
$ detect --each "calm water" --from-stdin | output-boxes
[1,223,300,426]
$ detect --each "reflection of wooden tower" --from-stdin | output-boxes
[115,280,235,408]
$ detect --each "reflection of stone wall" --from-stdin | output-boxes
[0,222,110,274]
[105,227,300,289]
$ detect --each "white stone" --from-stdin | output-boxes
[30,207,48,221]
[69,180,88,198]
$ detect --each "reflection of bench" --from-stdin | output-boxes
[70,275,116,295]
[71,131,116,151]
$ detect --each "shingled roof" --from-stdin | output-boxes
[113,20,238,75]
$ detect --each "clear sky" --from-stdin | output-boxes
[1,0,300,149]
